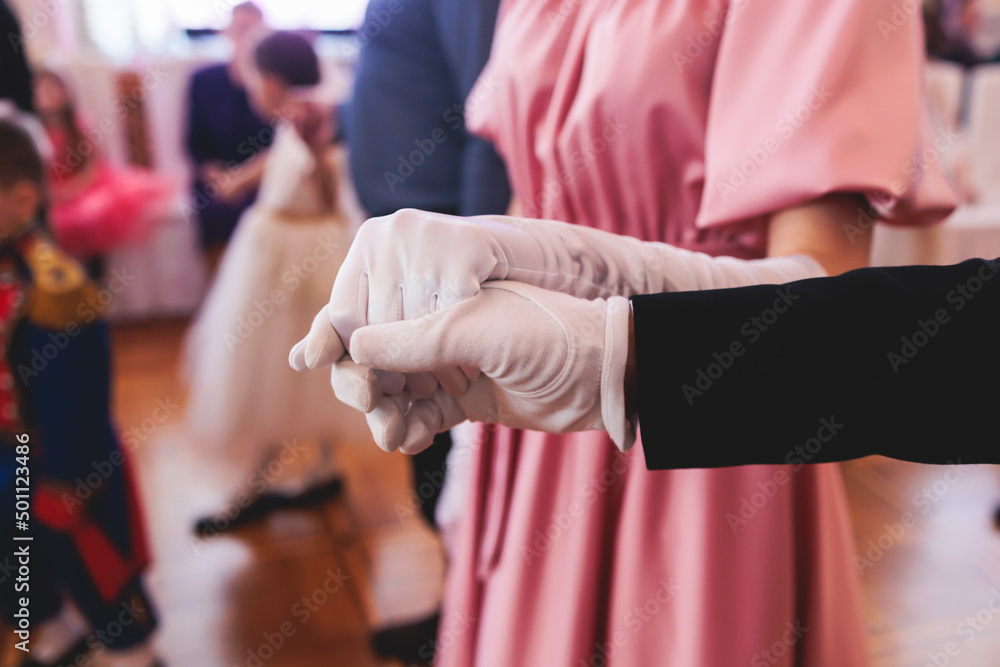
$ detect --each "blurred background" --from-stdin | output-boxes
[2,0,1000,666]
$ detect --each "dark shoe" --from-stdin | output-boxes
[371,613,440,665]
[17,636,90,666]
[193,477,344,537]
[275,476,347,510]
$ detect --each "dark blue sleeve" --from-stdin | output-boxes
[631,258,1000,470]
[28,321,119,483]
[431,0,511,215]
[185,71,211,168]
[334,100,349,144]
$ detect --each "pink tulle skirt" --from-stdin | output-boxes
[50,164,174,256]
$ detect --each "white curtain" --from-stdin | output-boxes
[11,0,368,61]
[78,0,172,59]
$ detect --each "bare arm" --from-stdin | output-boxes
[206,150,269,203]
[625,193,874,416]
[767,193,872,277]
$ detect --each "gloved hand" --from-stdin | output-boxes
[301,207,824,348]
[289,208,825,417]
[338,281,635,454]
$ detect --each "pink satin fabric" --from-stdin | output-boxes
[438,1,955,665]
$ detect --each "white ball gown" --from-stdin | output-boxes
[183,123,446,632]
[184,123,371,489]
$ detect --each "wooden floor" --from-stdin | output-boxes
[108,320,1000,667]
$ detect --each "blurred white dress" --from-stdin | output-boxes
[184,124,369,483]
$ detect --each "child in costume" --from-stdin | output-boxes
[33,69,173,276]
[0,117,160,667]
[184,31,369,533]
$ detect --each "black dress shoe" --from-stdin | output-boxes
[193,477,344,537]
[17,636,90,666]
[371,613,440,665]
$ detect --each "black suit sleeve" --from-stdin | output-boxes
[184,72,210,168]
[631,258,1000,470]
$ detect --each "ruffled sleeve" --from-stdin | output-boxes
[698,0,957,229]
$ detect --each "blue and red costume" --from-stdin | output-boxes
[1,227,155,650]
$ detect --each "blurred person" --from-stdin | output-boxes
[924,0,1000,67]
[34,70,174,279]
[328,0,511,660]
[293,0,956,664]
[0,118,161,667]
[184,1,272,274]
[184,32,368,536]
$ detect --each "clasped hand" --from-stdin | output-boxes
[288,209,635,454]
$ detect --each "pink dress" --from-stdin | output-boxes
[439,1,955,665]
[47,127,174,257]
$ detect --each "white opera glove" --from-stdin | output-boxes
[344,281,635,455]
[289,208,826,409]
[318,207,826,338]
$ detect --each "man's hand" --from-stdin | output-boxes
[332,281,634,454]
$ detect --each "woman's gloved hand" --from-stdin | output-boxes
[330,281,636,455]
[289,208,824,411]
